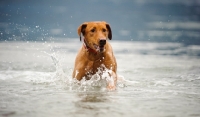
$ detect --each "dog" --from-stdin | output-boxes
[72,21,117,90]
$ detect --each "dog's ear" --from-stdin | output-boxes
[106,23,112,40]
[78,23,87,41]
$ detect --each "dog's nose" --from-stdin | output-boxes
[99,39,106,46]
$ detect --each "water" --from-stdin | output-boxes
[0,40,200,117]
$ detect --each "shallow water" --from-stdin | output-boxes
[0,40,200,117]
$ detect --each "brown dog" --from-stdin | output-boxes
[72,21,117,90]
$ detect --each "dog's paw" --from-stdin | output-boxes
[107,84,116,91]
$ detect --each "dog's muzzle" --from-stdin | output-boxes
[99,39,106,52]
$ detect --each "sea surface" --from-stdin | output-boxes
[0,40,200,117]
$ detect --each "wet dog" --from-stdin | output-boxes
[72,21,117,90]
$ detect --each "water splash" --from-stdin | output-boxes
[117,75,139,87]
[50,52,68,82]
[41,51,137,91]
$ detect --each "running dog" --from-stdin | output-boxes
[72,21,117,90]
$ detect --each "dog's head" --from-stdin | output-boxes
[78,21,112,52]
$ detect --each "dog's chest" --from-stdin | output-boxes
[85,59,104,73]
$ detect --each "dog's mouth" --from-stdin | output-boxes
[99,45,104,52]
[93,44,105,52]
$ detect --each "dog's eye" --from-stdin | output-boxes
[90,29,95,32]
[102,28,107,32]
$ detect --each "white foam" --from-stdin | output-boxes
[47,53,138,91]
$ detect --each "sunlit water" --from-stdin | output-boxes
[0,40,200,117]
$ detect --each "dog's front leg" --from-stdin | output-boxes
[107,71,117,90]
[72,68,86,81]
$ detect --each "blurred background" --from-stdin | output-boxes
[0,0,200,45]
